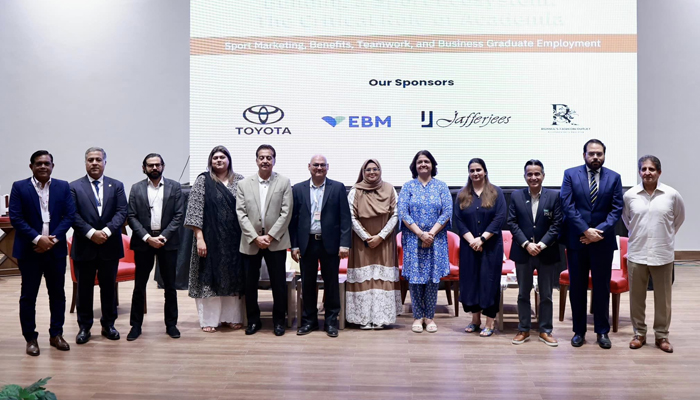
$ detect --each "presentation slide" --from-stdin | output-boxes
[190,0,637,187]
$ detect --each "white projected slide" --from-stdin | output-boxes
[190,0,637,187]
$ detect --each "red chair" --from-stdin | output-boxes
[558,237,628,332]
[501,230,516,275]
[67,234,144,314]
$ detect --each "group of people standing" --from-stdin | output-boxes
[9,138,685,357]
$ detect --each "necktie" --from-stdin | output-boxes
[92,180,101,207]
[589,170,598,205]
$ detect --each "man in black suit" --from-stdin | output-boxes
[507,160,563,347]
[9,150,75,356]
[70,147,127,343]
[290,154,351,337]
[126,153,184,341]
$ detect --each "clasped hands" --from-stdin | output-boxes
[33,235,56,253]
[419,231,434,248]
[147,235,166,249]
[580,228,604,245]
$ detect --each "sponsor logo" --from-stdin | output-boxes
[322,115,391,128]
[421,111,511,128]
[540,104,590,132]
[237,105,291,135]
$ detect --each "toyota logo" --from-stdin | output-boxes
[243,105,285,125]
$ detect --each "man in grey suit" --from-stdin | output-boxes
[126,153,184,341]
[236,144,293,336]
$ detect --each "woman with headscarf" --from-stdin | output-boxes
[184,145,246,332]
[346,159,401,329]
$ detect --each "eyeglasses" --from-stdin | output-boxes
[311,163,328,168]
[145,163,162,169]
[364,168,380,173]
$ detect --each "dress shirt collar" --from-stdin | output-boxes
[310,178,326,189]
[148,176,164,189]
[586,166,599,175]
[635,181,666,196]
[258,172,274,184]
[528,188,541,200]
[88,174,104,185]
[31,176,51,189]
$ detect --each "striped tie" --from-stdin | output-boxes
[589,170,598,205]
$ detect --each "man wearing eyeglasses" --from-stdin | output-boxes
[126,153,184,341]
[236,144,293,336]
[290,154,351,337]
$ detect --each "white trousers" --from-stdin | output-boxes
[195,296,244,327]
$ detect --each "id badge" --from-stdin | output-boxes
[313,211,321,221]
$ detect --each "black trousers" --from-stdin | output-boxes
[75,258,119,330]
[244,249,288,327]
[18,255,66,342]
[567,246,614,335]
[130,248,178,328]
[300,237,340,328]
[516,258,555,333]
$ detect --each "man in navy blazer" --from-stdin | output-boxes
[126,153,184,341]
[560,139,623,349]
[70,147,128,343]
[290,154,351,337]
[9,150,76,356]
[507,160,563,347]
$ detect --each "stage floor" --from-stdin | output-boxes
[1,263,699,399]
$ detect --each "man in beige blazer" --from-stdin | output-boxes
[236,144,293,336]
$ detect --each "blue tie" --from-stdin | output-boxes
[92,180,101,207]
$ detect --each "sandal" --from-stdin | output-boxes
[411,322,424,333]
[220,322,243,330]
[480,327,495,337]
[426,322,438,333]
[202,326,217,333]
[464,323,481,333]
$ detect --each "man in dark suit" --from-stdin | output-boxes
[70,147,128,343]
[9,150,76,356]
[507,159,563,347]
[126,153,184,341]
[560,139,623,349]
[290,154,351,337]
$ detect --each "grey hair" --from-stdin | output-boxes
[638,155,661,172]
[85,147,107,161]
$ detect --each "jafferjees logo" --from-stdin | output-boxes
[541,104,590,132]
[421,111,511,128]
[322,115,391,128]
[237,105,291,135]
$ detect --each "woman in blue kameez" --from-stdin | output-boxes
[454,158,506,337]
[398,150,452,333]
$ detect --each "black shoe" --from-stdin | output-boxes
[597,333,612,349]
[571,334,585,347]
[325,325,339,338]
[166,326,181,339]
[76,329,91,344]
[127,327,142,341]
[296,324,319,336]
[101,326,120,340]
[273,325,285,337]
[245,322,262,335]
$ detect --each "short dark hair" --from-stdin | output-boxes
[583,139,606,154]
[256,144,276,159]
[30,150,53,164]
[638,155,661,172]
[409,150,438,179]
[524,159,544,173]
[142,153,164,167]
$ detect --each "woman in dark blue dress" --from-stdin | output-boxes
[454,158,506,337]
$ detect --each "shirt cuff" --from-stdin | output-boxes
[86,228,96,239]
[143,234,151,242]
[340,246,349,251]
[32,235,41,245]
[537,242,547,250]
[378,231,388,240]
[103,227,112,237]
[521,240,529,248]
[292,247,299,251]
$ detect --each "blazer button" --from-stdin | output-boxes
[533,225,536,228]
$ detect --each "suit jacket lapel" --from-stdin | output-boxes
[27,179,42,216]
[162,178,171,211]
[535,189,546,223]
[82,176,100,217]
[523,188,535,225]
[101,177,112,216]
[320,179,331,211]
[597,168,609,209]
[579,166,592,207]
[302,179,311,212]
[263,173,277,213]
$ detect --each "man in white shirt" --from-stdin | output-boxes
[623,155,685,353]
[236,145,293,336]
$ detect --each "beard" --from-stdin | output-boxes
[146,170,162,180]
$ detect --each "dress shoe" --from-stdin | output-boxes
[655,338,673,353]
[571,334,585,347]
[49,335,70,351]
[26,340,40,356]
[512,331,530,345]
[101,326,120,340]
[167,326,181,339]
[245,322,262,335]
[629,335,646,349]
[296,324,319,336]
[597,333,612,349]
[127,327,142,341]
[76,329,91,344]
[539,332,559,347]
[273,325,285,337]
[325,325,339,338]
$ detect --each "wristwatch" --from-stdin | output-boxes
[479,236,486,243]
[522,240,530,248]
